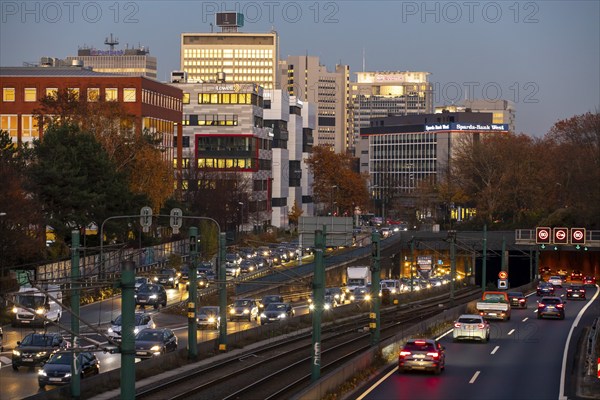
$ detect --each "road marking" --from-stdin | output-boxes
[469,371,481,384]
[559,285,599,400]
[491,346,500,355]
[356,366,398,400]
[522,317,529,322]
[436,329,453,340]
[0,356,11,365]
[508,329,515,336]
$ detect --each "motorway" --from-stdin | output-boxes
[351,285,599,400]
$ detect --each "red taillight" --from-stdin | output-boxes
[477,323,485,329]
[519,299,526,303]
[538,303,545,308]
[567,289,572,292]
[426,352,440,359]
[400,351,411,357]
[557,304,564,308]
[454,322,461,328]
[414,340,427,345]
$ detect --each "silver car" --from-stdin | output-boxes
[453,314,490,342]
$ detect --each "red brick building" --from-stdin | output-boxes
[0,67,182,167]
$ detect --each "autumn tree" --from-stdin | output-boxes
[306,146,370,216]
[288,200,304,228]
[0,131,45,279]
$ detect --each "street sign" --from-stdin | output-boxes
[553,227,569,244]
[498,279,508,289]
[535,227,551,244]
[571,228,586,244]
[170,208,183,235]
[140,206,152,233]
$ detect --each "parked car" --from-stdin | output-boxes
[38,351,99,388]
[259,302,295,324]
[108,312,155,341]
[153,268,180,288]
[134,328,178,359]
[197,306,220,330]
[135,283,167,310]
[229,299,259,321]
[453,314,490,342]
[537,282,555,296]
[12,332,68,370]
[537,296,566,319]
[507,291,527,309]
[566,284,586,300]
[398,338,446,374]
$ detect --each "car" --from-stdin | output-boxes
[197,306,220,330]
[570,270,583,281]
[153,268,180,288]
[259,302,295,324]
[566,284,586,300]
[38,351,99,388]
[135,283,167,310]
[225,252,242,265]
[225,262,241,278]
[507,291,527,309]
[229,298,259,321]
[240,259,258,274]
[108,312,156,341]
[583,276,596,286]
[540,266,552,275]
[453,314,490,342]
[134,328,178,359]
[537,282,555,296]
[134,276,151,291]
[352,286,372,302]
[537,296,566,319]
[325,287,346,306]
[185,272,209,291]
[259,295,284,310]
[548,275,563,287]
[398,338,446,374]
[12,332,68,370]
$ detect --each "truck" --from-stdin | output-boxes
[346,266,371,294]
[11,284,63,327]
[476,291,511,321]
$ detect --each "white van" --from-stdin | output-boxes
[12,284,63,327]
[380,279,401,294]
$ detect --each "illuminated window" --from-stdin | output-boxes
[45,88,58,99]
[2,88,15,102]
[183,93,190,104]
[68,88,80,100]
[1,115,18,137]
[21,115,39,138]
[87,88,100,102]
[124,88,136,102]
[105,88,118,101]
[24,88,37,102]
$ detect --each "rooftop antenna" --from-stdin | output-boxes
[104,33,119,51]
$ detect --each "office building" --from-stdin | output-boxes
[352,71,433,154]
[435,99,516,133]
[280,56,350,153]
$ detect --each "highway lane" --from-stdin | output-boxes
[354,285,599,400]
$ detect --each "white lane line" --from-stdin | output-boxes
[522,317,529,322]
[436,328,454,340]
[469,371,481,384]
[491,346,500,355]
[559,285,599,400]
[507,329,515,336]
[355,367,398,400]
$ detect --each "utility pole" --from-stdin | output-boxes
[187,227,198,359]
[482,224,487,291]
[218,232,227,352]
[120,260,136,400]
[449,230,456,306]
[311,227,326,382]
[70,230,81,399]
[370,232,381,345]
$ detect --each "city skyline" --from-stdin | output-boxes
[1,0,598,137]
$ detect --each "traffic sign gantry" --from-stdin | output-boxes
[536,227,551,244]
[553,227,569,244]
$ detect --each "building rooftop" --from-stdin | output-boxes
[0,67,122,77]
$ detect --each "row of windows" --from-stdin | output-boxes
[197,158,254,169]
[183,114,240,126]
[196,92,263,107]
[2,87,137,103]
[1,115,39,138]
[183,49,274,58]
[183,61,274,69]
